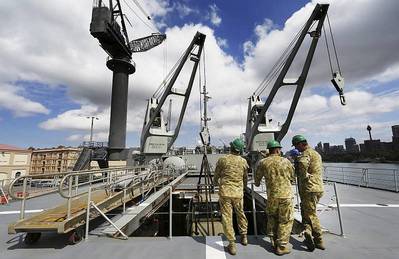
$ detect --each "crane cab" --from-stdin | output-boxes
[141,98,174,154]
[245,95,281,152]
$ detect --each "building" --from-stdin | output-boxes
[393,125,399,150]
[329,145,345,154]
[345,137,359,153]
[315,142,323,153]
[323,143,330,154]
[30,146,81,175]
[392,125,399,137]
[363,139,381,153]
[0,144,32,182]
[359,143,365,153]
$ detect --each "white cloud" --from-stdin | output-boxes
[67,132,109,142]
[1,0,399,148]
[216,37,228,48]
[254,19,276,38]
[0,83,49,117]
[39,104,144,133]
[208,4,222,26]
[243,0,399,87]
[174,2,197,18]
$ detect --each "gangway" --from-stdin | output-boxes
[102,172,187,237]
[7,166,180,244]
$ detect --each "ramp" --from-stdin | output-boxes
[8,169,174,236]
[73,147,91,171]
[102,172,188,237]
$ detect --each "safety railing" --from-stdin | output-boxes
[323,166,399,192]
[7,166,153,220]
[249,177,345,237]
[80,167,178,240]
[58,165,170,220]
[0,178,12,204]
[8,172,74,219]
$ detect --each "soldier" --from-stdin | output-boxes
[214,138,249,255]
[255,140,295,256]
[292,135,325,251]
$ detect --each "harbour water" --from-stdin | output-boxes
[323,162,399,192]
[324,162,399,170]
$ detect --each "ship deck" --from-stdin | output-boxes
[1,183,399,259]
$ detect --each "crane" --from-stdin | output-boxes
[141,32,206,155]
[245,3,345,156]
[89,0,166,164]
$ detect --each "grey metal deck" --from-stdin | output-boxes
[1,183,399,259]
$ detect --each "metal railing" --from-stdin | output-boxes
[80,167,177,240]
[250,177,345,237]
[58,165,171,220]
[323,166,399,192]
[7,166,154,220]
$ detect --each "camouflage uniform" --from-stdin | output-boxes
[214,154,249,242]
[297,147,324,241]
[255,154,295,246]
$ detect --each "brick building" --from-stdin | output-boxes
[30,147,81,175]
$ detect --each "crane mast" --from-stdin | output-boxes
[246,4,345,153]
[141,32,206,154]
[89,0,165,165]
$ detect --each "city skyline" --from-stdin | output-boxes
[315,124,399,156]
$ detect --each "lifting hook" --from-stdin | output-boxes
[331,72,346,105]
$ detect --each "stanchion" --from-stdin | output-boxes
[20,178,27,220]
[333,183,345,237]
[85,186,92,241]
[67,177,73,219]
[169,186,173,239]
[123,181,127,213]
[251,183,258,237]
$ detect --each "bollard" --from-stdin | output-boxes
[394,170,398,192]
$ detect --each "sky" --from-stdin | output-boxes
[0,0,398,150]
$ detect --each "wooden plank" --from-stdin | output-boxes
[8,176,172,234]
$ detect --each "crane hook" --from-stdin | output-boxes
[331,72,346,106]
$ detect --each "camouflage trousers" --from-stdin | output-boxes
[266,198,294,246]
[219,196,248,242]
[300,191,323,241]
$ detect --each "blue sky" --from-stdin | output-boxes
[160,0,309,62]
[0,0,398,150]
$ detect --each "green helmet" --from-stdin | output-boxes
[267,140,282,149]
[292,135,307,146]
[230,138,245,152]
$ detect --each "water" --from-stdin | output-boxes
[182,155,399,192]
[323,162,399,192]
[324,162,399,170]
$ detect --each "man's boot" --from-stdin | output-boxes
[227,242,237,255]
[240,235,248,246]
[275,245,291,256]
[304,231,315,251]
[314,238,325,250]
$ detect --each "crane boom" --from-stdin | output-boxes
[141,32,206,154]
[246,4,344,152]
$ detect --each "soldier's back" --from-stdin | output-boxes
[260,154,293,199]
[300,148,324,193]
[217,154,248,198]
